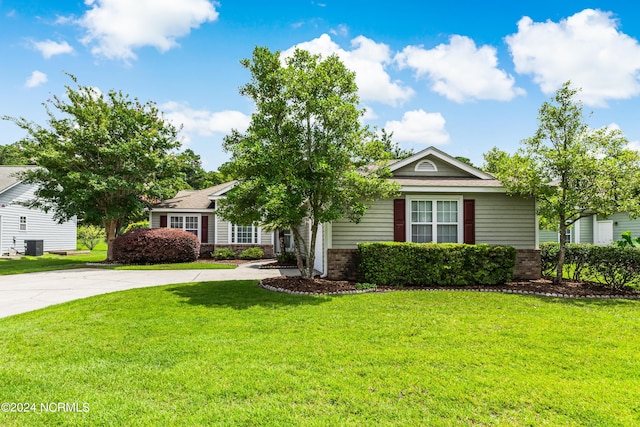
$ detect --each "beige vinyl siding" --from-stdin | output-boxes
[472,193,536,249]
[393,156,472,177]
[151,212,215,243]
[217,217,230,243]
[150,212,162,229]
[331,199,394,248]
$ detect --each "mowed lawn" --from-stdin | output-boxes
[1,281,639,426]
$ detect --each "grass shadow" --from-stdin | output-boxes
[166,280,329,310]
[518,293,640,307]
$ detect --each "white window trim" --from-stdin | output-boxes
[228,223,261,245]
[168,214,201,239]
[405,195,463,244]
[19,216,27,232]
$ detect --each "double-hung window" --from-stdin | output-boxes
[408,197,462,243]
[169,215,200,238]
[19,216,27,231]
[231,224,259,244]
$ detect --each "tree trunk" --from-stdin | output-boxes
[104,218,123,262]
[291,227,307,278]
[306,221,318,280]
[555,221,567,284]
[104,219,117,261]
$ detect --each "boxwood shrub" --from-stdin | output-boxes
[112,228,200,264]
[358,242,516,287]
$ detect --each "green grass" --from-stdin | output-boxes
[0,251,108,275]
[1,281,639,426]
[0,251,235,275]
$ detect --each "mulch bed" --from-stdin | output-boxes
[261,276,640,299]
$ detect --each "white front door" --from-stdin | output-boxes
[596,220,613,245]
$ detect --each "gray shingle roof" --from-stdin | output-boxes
[0,166,36,193]
[153,181,235,210]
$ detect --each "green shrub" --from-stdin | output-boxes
[239,247,264,260]
[277,251,296,264]
[212,247,236,260]
[112,228,200,264]
[358,242,516,287]
[77,225,104,250]
[541,242,640,288]
[355,282,377,290]
[123,220,149,234]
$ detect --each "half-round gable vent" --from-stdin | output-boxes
[414,160,438,172]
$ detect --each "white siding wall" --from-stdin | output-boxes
[0,183,77,255]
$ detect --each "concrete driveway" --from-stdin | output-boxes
[0,262,294,319]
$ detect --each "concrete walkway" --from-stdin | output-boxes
[0,262,295,319]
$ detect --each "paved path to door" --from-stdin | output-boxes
[0,263,294,319]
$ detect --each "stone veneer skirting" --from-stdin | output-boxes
[326,248,542,282]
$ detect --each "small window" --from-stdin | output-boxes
[232,224,259,244]
[414,160,437,172]
[19,216,27,231]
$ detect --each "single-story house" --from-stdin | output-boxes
[150,147,540,279]
[539,213,640,246]
[0,166,77,255]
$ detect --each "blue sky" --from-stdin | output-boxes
[2,0,640,169]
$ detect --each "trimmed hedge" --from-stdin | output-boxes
[541,242,640,288]
[112,228,200,264]
[239,247,264,260]
[358,242,516,287]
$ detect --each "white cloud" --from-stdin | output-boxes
[329,24,349,37]
[506,9,640,107]
[162,101,251,144]
[25,71,48,88]
[395,35,525,103]
[384,109,450,145]
[32,39,74,58]
[78,0,219,61]
[284,34,415,106]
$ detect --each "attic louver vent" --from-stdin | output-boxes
[414,160,437,172]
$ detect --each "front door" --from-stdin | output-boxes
[596,221,613,245]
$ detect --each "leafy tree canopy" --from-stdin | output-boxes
[0,141,35,165]
[3,74,184,260]
[176,148,225,190]
[219,46,399,278]
[485,81,640,283]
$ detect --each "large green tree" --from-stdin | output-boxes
[176,148,224,190]
[485,82,640,283]
[0,141,34,165]
[219,46,399,279]
[3,75,183,260]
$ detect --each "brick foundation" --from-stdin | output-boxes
[326,248,541,281]
[327,249,360,281]
[514,249,541,280]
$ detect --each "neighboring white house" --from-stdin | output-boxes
[0,166,77,255]
[538,213,638,247]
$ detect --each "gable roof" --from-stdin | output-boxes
[152,181,235,210]
[0,166,36,194]
[389,146,494,180]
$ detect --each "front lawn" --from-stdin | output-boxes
[0,251,108,275]
[1,281,639,426]
[0,252,235,275]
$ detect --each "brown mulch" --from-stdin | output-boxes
[261,276,640,298]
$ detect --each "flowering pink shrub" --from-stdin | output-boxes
[112,228,200,264]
